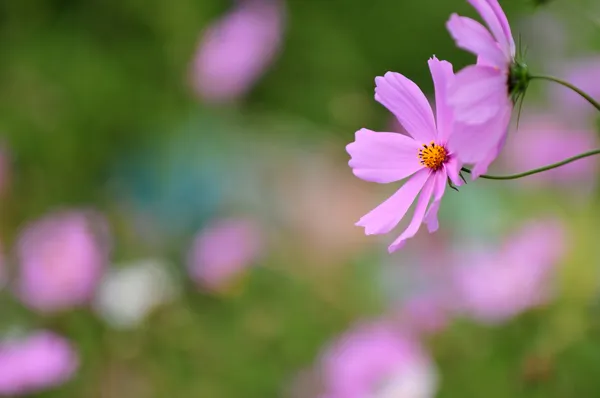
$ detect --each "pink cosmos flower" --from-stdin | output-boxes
[446,0,516,178]
[16,210,110,313]
[187,217,263,292]
[500,113,598,190]
[0,331,78,395]
[453,219,566,324]
[320,322,437,398]
[190,0,285,103]
[347,57,464,253]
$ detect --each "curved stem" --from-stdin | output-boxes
[462,149,600,180]
[529,74,600,113]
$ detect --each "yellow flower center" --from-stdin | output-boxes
[418,142,447,171]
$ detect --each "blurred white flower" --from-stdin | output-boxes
[373,363,438,398]
[94,259,178,329]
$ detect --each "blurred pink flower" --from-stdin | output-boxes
[552,57,600,127]
[453,219,566,324]
[16,210,110,313]
[320,322,437,398]
[187,217,263,292]
[0,331,78,395]
[191,0,285,103]
[397,293,449,334]
[500,113,598,189]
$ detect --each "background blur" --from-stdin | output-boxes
[2,0,600,397]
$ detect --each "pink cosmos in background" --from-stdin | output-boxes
[0,331,78,395]
[320,322,437,398]
[16,210,110,313]
[552,57,600,127]
[452,219,566,324]
[187,217,263,292]
[397,292,450,335]
[191,0,285,103]
[501,113,598,190]
[347,57,464,253]
[446,0,516,178]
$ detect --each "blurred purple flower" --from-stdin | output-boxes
[397,293,449,334]
[453,219,566,324]
[501,113,598,189]
[191,0,285,103]
[16,210,110,313]
[320,322,437,398]
[552,57,600,127]
[187,217,263,292]
[0,331,78,395]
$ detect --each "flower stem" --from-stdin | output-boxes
[461,149,600,180]
[529,74,600,113]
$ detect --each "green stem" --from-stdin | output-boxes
[462,149,600,180]
[529,74,600,113]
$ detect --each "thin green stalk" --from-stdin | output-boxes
[529,74,600,113]
[462,149,600,181]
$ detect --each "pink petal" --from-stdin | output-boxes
[449,119,502,165]
[346,128,424,183]
[446,14,507,68]
[356,169,430,235]
[375,72,437,143]
[467,0,515,58]
[485,0,516,56]
[449,65,508,124]
[423,171,448,233]
[428,57,455,144]
[452,104,511,179]
[444,155,463,187]
[470,126,508,179]
[387,174,436,253]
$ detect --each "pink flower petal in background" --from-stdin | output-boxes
[191,0,285,103]
[16,210,110,313]
[187,217,264,292]
[552,57,600,128]
[500,113,598,190]
[397,293,450,334]
[0,331,78,395]
[320,321,437,398]
[453,219,566,324]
